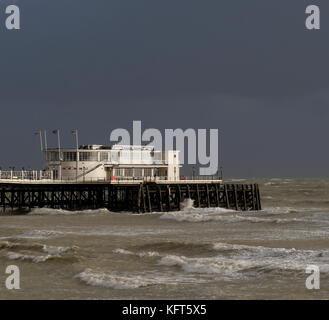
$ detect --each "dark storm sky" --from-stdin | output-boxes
[0,0,328,178]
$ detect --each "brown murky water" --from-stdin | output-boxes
[0,178,328,300]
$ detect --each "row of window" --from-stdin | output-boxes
[46,151,168,162]
[113,168,166,177]
[62,167,89,170]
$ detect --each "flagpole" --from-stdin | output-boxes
[44,130,48,150]
[43,130,48,166]
[72,130,79,182]
[57,130,61,180]
[39,131,43,152]
[76,130,79,182]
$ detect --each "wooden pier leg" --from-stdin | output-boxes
[256,184,261,210]
[242,184,247,211]
[215,184,220,207]
[187,185,191,199]
[141,184,146,213]
[196,184,200,207]
[146,185,152,213]
[258,185,262,210]
[177,185,181,210]
[137,184,142,213]
[10,189,14,213]
[206,184,210,207]
[251,184,256,210]
[233,184,238,210]
[224,184,230,209]
[166,185,171,211]
[1,188,4,213]
[158,185,163,212]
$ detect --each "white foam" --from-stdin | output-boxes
[6,251,55,263]
[180,198,195,210]
[158,252,329,278]
[28,208,111,216]
[15,230,65,239]
[113,248,160,258]
[75,269,155,289]
[42,245,78,255]
[264,182,276,186]
[137,251,161,258]
[213,242,329,260]
[159,254,262,277]
[160,211,305,224]
[154,240,329,279]
[112,248,134,255]
[262,207,304,215]
[75,269,205,289]
[11,226,177,240]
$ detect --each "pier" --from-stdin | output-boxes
[0,180,261,214]
[0,143,261,214]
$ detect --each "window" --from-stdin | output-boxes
[63,152,77,162]
[114,168,124,176]
[144,168,152,177]
[79,152,98,161]
[47,152,59,161]
[133,168,143,177]
[124,168,133,177]
[111,151,119,162]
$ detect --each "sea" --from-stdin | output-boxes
[0,178,328,300]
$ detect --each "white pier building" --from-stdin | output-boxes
[44,145,181,182]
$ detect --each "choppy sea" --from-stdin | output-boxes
[0,178,328,299]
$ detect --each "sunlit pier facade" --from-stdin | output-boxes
[44,144,181,182]
[0,145,223,184]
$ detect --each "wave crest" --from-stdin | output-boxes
[28,208,111,216]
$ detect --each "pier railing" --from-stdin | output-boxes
[0,170,53,181]
[0,170,222,183]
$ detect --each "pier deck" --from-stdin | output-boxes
[0,180,261,214]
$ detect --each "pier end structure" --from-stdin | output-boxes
[43,144,181,182]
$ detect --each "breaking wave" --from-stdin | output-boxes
[212,242,329,259]
[0,241,77,254]
[75,269,160,289]
[160,211,305,224]
[113,248,160,258]
[8,226,178,240]
[75,269,205,289]
[14,230,65,239]
[157,242,329,278]
[159,202,318,224]
[6,251,61,263]
[1,240,80,263]
[158,253,329,278]
[28,208,111,216]
[42,245,79,255]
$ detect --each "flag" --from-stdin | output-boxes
[52,130,59,134]
[34,131,41,136]
[70,130,77,134]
